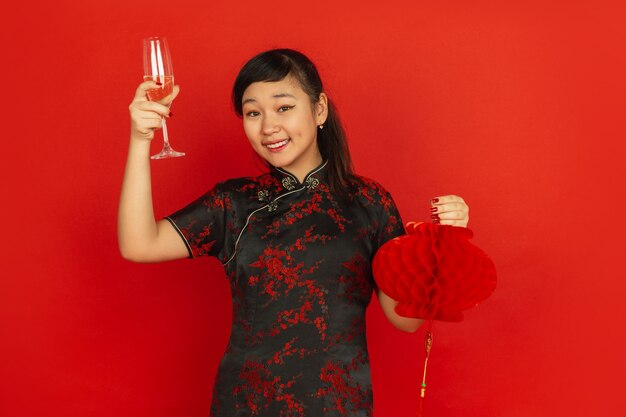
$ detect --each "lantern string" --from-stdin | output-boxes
[417,319,434,417]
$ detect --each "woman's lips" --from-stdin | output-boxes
[265,138,290,152]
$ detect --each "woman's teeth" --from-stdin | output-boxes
[267,139,289,149]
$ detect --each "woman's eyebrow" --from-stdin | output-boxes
[272,93,296,99]
[243,93,296,105]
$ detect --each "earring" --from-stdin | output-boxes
[318,124,324,130]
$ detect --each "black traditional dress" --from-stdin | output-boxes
[165,160,405,417]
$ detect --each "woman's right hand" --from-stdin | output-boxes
[128,81,180,142]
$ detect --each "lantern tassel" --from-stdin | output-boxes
[417,320,434,417]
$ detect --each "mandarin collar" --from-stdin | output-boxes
[271,160,329,191]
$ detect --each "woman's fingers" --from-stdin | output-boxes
[133,100,172,118]
[433,210,467,220]
[131,117,162,140]
[129,81,176,141]
[131,82,179,106]
[129,110,166,140]
[139,118,163,131]
[133,80,160,101]
[168,84,180,104]
[430,195,465,206]
[433,218,467,227]
[429,195,470,227]
[431,202,467,214]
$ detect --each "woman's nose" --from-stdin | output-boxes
[261,115,280,135]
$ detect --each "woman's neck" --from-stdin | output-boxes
[280,151,323,183]
[278,155,324,183]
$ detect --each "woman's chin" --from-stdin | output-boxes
[261,152,295,168]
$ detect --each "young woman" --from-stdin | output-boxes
[119,49,469,417]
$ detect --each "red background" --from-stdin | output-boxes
[2,1,625,416]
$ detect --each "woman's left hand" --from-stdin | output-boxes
[430,195,469,227]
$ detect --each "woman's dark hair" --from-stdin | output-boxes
[232,48,353,196]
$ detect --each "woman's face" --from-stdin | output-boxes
[242,75,327,180]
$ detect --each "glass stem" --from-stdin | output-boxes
[161,116,171,149]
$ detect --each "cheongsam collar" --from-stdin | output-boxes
[272,160,328,191]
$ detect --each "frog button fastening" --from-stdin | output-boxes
[282,176,297,191]
[258,190,279,212]
[305,176,320,190]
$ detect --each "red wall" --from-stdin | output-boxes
[2,1,625,416]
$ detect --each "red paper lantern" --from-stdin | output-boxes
[373,221,497,322]
[372,221,497,415]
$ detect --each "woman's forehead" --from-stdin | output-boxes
[242,76,305,103]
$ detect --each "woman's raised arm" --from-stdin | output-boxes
[117,81,188,263]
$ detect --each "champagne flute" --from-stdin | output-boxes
[142,36,185,159]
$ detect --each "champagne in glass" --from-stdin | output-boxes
[143,37,185,159]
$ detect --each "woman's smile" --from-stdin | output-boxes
[264,138,290,151]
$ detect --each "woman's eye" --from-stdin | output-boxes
[246,111,260,117]
[278,105,294,112]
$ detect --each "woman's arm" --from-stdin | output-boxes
[376,287,424,333]
[117,81,188,263]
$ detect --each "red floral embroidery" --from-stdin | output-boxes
[316,359,372,416]
[233,359,305,417]
[339,254,372,303]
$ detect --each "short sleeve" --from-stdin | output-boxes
[164,183,227,259]
[372,188,406,256]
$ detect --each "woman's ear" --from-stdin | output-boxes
[316,92,329,125]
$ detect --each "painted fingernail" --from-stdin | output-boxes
[431,198,439,204]
[430,214,440,220]
[168,112,173,117]
[156,81,163,86]
[430,207,438,212]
